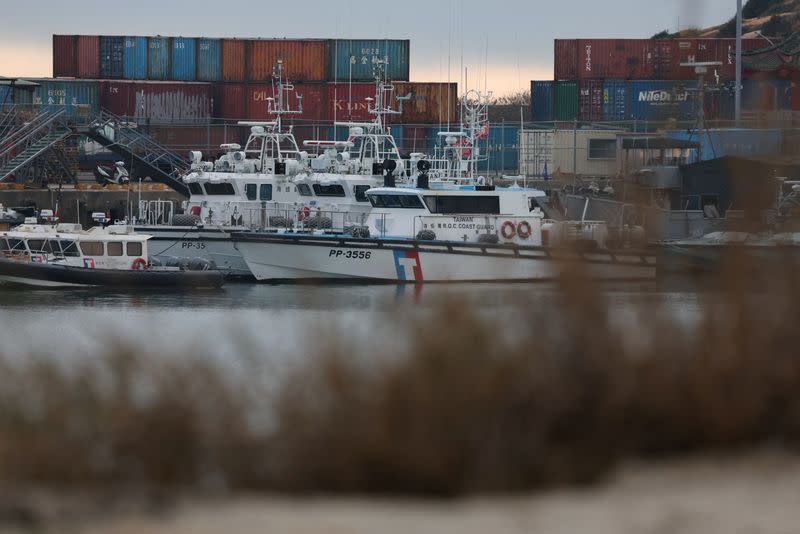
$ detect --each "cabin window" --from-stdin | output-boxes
[127,242,143,257]
[354,185,371,202]
[80,242,105,256]
[107,242,123,257]
[245,184,257,201]
[297,184,313,196]
[313,184,346,197]
[0,239,6,252]
[588,139,617,160]
[6,239,26,252]
[27,240,46,253]
[423,196,437,213]
[188,183,204,195]
[59,241,80,257]
[433,195,500,214]
[260,184,273,201]
[203,182,236,195]
[368,194,424,209]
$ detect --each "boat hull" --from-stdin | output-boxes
[0,258,224,289]
[234,234,656,283]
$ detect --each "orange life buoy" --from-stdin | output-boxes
[298,206,311,222]
[500,220,516,240]
[517,220,532,240]
[131,257,147,271]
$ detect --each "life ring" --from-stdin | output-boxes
[298,206,311,222]
[500,220,516,240]
[517,221,532,240]
[131,258,147,271]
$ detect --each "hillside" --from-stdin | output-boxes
[655,0,800,40]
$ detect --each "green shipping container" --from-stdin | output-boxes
[555,81,578,121]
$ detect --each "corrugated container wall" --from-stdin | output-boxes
[197,38,221,81]
[554,40,578,80]
[393,82,458,124]
[326,82,375,122]
[221,39,247,81]
[171,37,196,81]
[248,39,327,82]
[578,80,603,121]
[123,36,148,79]
[664,129,782,161]
[0,86,12,106]
[554,81,578,121]
[246,82,326,122]
[531,81,554,121]
[327,39,410,82]
[99,36,124,79]
[602,80,628,121]
[99,81,211,122]
[482,126,519,172]
[627,80,694,121]
[53,35,77,77]
[30,79,100,117]
[76,36,99,78]
[148,37,171,80]
[99,80,133,116]
[213,83,246,120]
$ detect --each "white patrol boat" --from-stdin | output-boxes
[137,59,411,277]
[0,221,222,288]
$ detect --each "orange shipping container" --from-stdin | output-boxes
[394,82,458,124]
[221,39,247,81]
[247,39,327,82]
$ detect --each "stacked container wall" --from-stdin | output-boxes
[401,126,436,154]
[393,82,458,124]
[197,38,221,81]
[554,81,578,121]
[76,36,100,78]
[30,79,100,117]
[0,86,12,107]
[664,129,782,161]
[134,82,211,123]
[627,80,694,122]
[248,39,327,82]
[99,36,124,78]
[99,80,134,116]
[481,126,518,172]
[53,35,77,77]
[148,37,171,80]
[326,82,375,122]
[221,39,247,81]
[327,39,410,82]
[213,83,246,120]
[602,80,628,121]
[246,82,327,122]
[171,37,197,81]
[578,79,603,121]
[123,36,148,79]
[531,81,554,121]
[553,39,578,80]
[148,125,232,153]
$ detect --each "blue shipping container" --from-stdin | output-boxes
[172,37,196,81]
[531,81,554,122]
[327,39,410,82]
[148,37,170,80]
[602,80,628,121]
[665,128,783,161]
[627,81,695,122]
[100,36,124,78]
[29,80,100,117]
[481,126,518,172]
[196,38,221,81]
[123,36,148,79]
[0,86,11,106]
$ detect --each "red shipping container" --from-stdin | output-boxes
[326,82,376,122]
[53,35,77,77]
[76,36,100,79]
[221,39,247,81]
[214,83,246,120]
[247,40,327,82]
[394,82,458,124]
[99,80,134,115]
[554,39,578,80]
[578,80,603,121]
[401,126,435,154]
[149,125,233,153]
[99,81,212,122]
[246,82,327,122]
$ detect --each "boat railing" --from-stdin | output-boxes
[235,205,369,233]
[138,200,175,226]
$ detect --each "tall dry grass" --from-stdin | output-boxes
[0,262,799,498]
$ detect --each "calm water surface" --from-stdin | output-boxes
[0,282,704,361]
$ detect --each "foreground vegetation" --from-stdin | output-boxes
[0,267,799,498]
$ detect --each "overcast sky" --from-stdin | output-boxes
[0,0,737,94]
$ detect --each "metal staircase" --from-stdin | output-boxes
[81,111,190,197]
[0,109,72,182]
